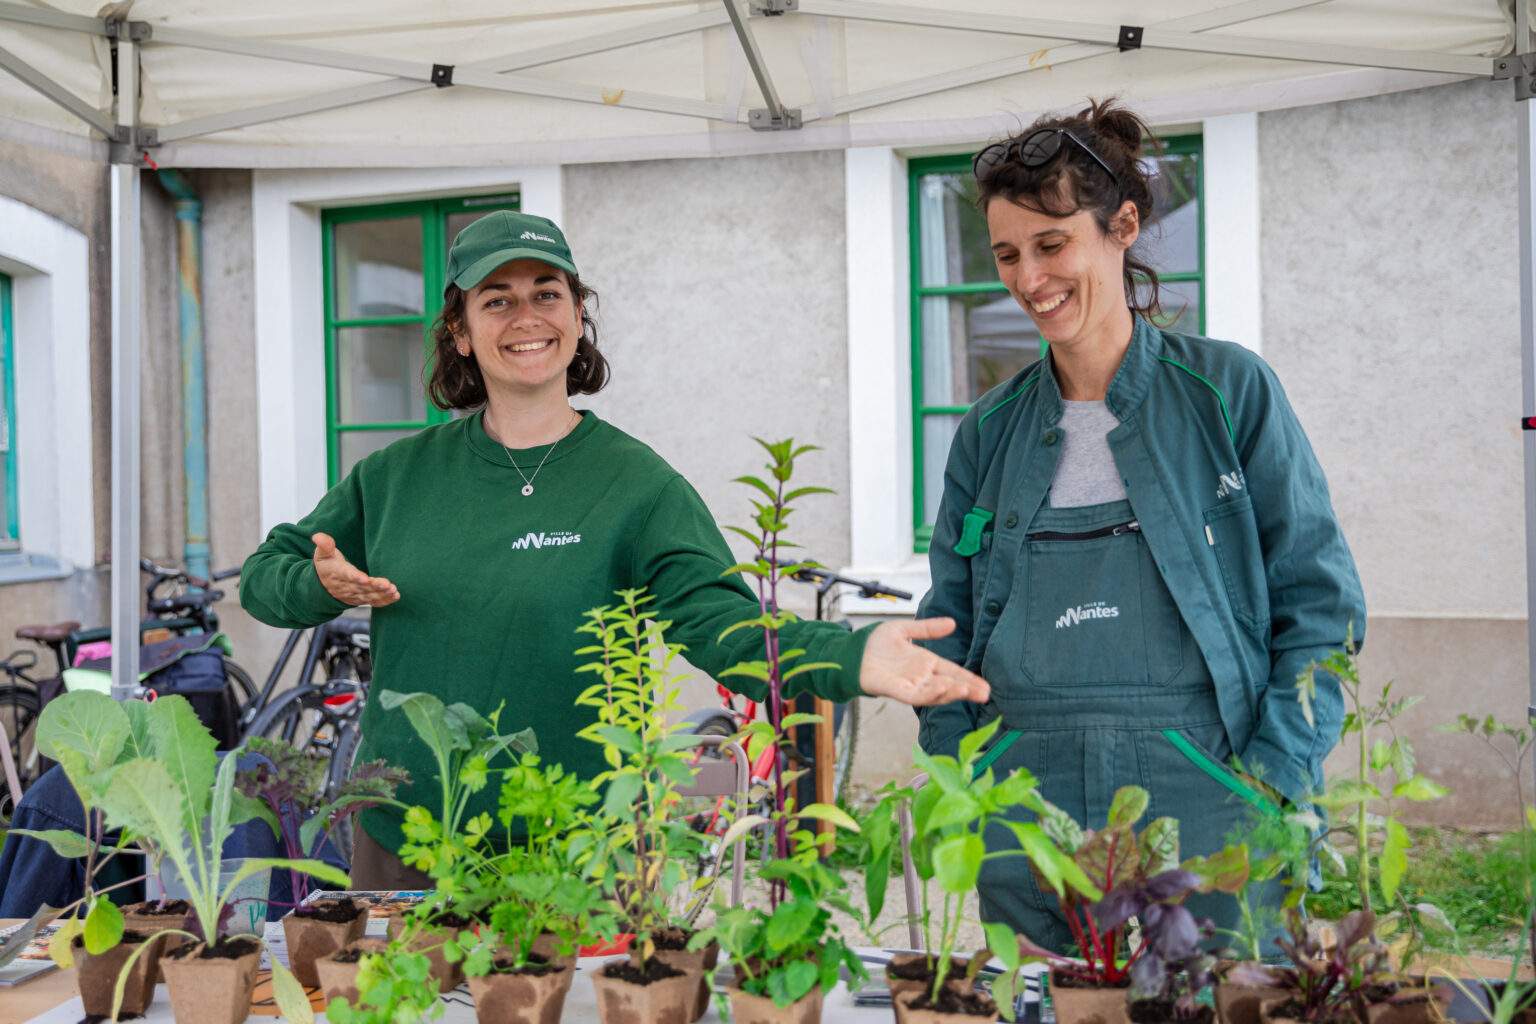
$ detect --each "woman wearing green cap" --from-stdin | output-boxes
[240,210,990,886]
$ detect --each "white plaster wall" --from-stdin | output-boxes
[561,150,853,582]
[1260,78,1521,617]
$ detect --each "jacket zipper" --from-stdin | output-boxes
[1027,519,1140,542]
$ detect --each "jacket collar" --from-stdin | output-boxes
[1037,314,1162,424]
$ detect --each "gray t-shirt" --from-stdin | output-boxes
[1048,400,1128,508]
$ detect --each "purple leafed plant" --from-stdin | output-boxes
[236,736,409,911]
[1094,868,1215,1020]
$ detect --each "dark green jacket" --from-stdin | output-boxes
[240,410,868,852]
[916,318,1365,804]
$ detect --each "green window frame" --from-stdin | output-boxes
[1,273,17,548]
[908,135,1205,552]
[321,192,521,485]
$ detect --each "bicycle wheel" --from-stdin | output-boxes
[324,716,365,864]
[0,683,39,811]
[249,687,357,799]
[222,658,258,719]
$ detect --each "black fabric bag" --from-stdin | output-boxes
[75,635,240,750]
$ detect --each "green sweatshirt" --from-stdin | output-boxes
[240,410,869,853]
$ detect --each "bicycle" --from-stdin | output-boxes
[0,559,258,792]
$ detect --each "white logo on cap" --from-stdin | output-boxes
[520,231,556,244]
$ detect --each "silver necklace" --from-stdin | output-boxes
[497,409,577,496]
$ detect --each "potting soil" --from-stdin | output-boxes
[907,988,999,1016]
[295,898,365,924]
[1128,998,1216,1024]
[604,958,685,985]
[167,937,260,961]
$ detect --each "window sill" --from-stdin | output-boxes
[0,551,76,585]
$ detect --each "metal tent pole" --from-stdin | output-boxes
[109,39,140,702]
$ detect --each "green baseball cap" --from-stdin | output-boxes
[445,211,578,293]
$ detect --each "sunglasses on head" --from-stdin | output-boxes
[973,127,1119,185]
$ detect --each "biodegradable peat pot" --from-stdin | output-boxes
[1365,978,1454,1024]
[650,926,719,1022]
[121,898,191,983]
[896,987,1002,1024]
[726,977,825,1024]
[75,930,157,1019]
[468,958,571,1024]
[886,953,973,1002]
[528,932,579,995]
[1130,999,1216,1024]
[316,937,390,1009]
[590,956,695,1024]
[1050,970,1132,1024]
[282,897,369,988]
[1258,995,1355,1024]
[159,937,262,1024]
[1216,981,1289,1024]
[388,909,473,993]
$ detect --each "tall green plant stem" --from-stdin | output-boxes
[1353,681,1372,914]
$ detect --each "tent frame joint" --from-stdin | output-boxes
[108,126,159,166]
[749,107,802,130]
[1118,25,1144,52]
[1494,53,1536,101]
[432,63,454,87]
[749,0,798,14]
[104,18,152,42]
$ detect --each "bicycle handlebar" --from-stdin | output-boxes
[769,558,912,601]
[146,589,225,615]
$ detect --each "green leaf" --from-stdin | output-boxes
[1138,816,1180,875]
[592,726,642,755]
[778,713,824,729]
[36,691,131,775]
[223,858,350,900]
[1380,818,1410,902]
[781,959,818,1003]
[1392,775,1450,802]
[271,959,315,1024]
[1182,843,1250,894]
[148,695,219,826]
[378,690,466,757]
[1369,739,1393,774]
[958,718,1003,768]
[983,921,1020,970]
[795,803,860,832]
[230,791,280,842]
[933,834,984,894]
[49,917,83,969]
[602,773,643,818]
[925,791,982,832]
[83,898,123,955]
[7,828,93,859]
[765,900,817,953]
[98,759,191,877]
[1313,779,1381,808]
[1106,786,1149,829]
[657,758,698,789]
[734,475,778,499]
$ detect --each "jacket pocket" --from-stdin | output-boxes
[1202,496,1270,633]
[1161,727,1282,819]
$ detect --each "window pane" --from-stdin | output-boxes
[332,217,424,319]
[339,429,418,478]
[335,325,427,425]
[916,171,996,288]
[446,200,521,252]
[1142,151,1200,275]
[921,413,964,524]
[1149,280,1201,336]
[921,293,1040,406]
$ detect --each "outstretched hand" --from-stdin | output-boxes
[858,617,990,707]
[312,532,399,608]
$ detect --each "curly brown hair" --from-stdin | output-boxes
[975,98,1166,320]
[424,272,609,410]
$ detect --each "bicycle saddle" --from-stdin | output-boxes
[15,621,80,642]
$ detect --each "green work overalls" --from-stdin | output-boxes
[972,497,1279,952]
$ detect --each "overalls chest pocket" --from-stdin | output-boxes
[1020,509,1184,687]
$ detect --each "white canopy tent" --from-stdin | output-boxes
[0,0,1524,705]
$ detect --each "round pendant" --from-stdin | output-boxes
[521,483,534,496]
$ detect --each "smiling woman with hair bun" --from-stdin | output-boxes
[239,210,992,888]
[913,99,1365,953]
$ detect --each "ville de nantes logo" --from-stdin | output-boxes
[510,530,582,551]
[1055,600,1120,630]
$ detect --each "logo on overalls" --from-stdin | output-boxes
[1216,468,1245,499]
[510,530,582,550]
[1055,601,1120,629]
